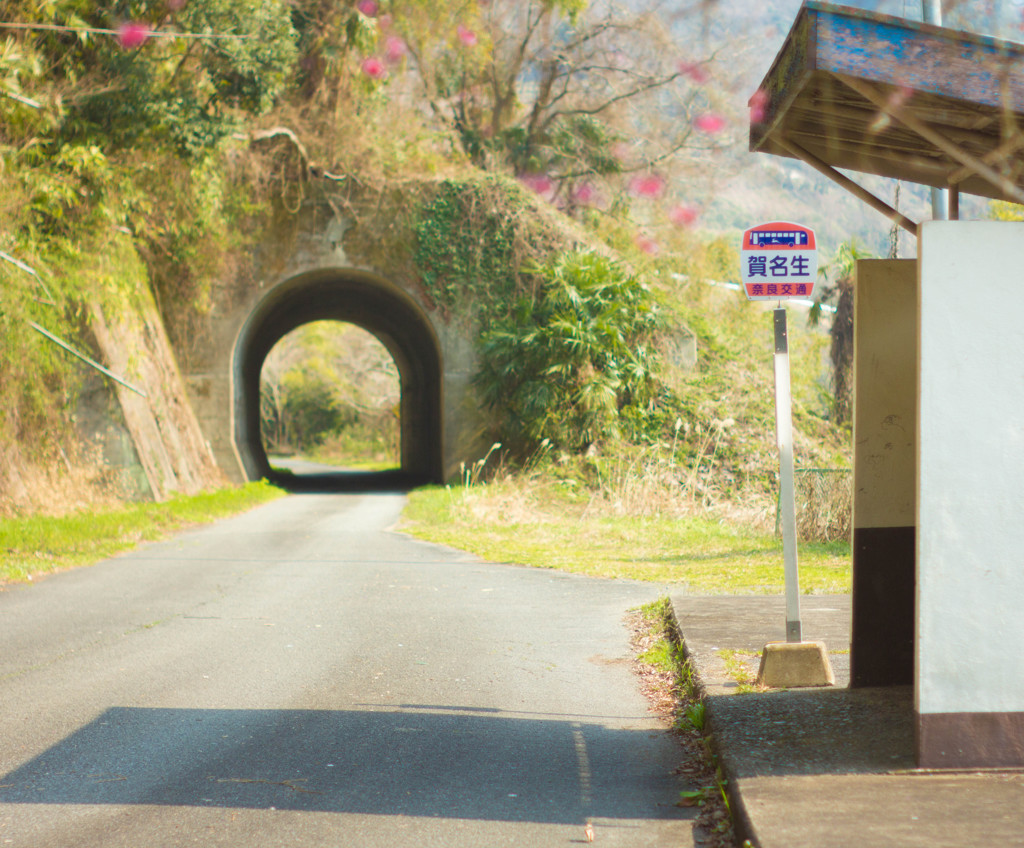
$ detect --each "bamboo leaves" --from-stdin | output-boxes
[476,249,660,452]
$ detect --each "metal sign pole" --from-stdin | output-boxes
[921,0,948,221]
[773,307,802,643]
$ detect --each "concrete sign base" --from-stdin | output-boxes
[756,641,835,688]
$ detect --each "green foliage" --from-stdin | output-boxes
[0,481,284,583]
[18,143,115,236]
[814,240,874,425]
[0,224,147,452]
[17,0,298,155]
[637,632,684,673]
[989,200,1024,221]
[683,702,707,732]
[280,362,345,449]
[475,249,661,452]
[413,178,527,316]
[0,35,56,142]
[308,421,399,471]
[549,0,589,21]
[260,321,400,461]
[129,151,248,325]
[546,114,623,182]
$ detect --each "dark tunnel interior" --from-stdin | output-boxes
[233,269,443,492]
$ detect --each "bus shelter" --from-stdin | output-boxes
[752,1,1024,768]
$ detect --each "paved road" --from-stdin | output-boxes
[0,493,694,847]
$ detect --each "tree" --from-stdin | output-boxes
[811,240,873,426]
[260,321,400,455]
[286,0,734,212]
[401,0,727,185]
[8,0,298,155]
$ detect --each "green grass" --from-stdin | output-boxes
[402,482,851,594]
[0,481,285,585]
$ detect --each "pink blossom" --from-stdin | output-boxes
[678,60,710,84]
[634,231,660,255]
[669,204,699,227]
[694,112,727,134]
[573,182,597,205]
[357,0,378,16]
[384,35,407,63]
[749,89,769,123]
[628,173,665,199]
[456,24,478,47]
[519,173,554,198]
[378,13,393,29]
[166,0,186,11]
[888,82,913,109]
[117,22,150,49]
[361,57,388,79]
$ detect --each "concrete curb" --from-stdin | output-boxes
[664,598,759,847]
[665,594,1024,848]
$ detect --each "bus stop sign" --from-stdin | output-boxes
[740,222,817,301]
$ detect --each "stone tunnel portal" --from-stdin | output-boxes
[233,269,444,487]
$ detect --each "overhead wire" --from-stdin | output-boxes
[0,21,255,40]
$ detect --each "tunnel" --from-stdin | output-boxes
[232,268,443,490]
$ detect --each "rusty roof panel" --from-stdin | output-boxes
[751,1,1024,203]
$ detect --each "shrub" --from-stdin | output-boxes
[476,249,660,453]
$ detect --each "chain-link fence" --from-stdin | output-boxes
[776,468,852,543]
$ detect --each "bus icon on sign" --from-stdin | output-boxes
[747,230,810,247]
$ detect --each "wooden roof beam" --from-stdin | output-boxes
[775,136,919,235]
[835,73,1024,204]
[948,133,1024,185]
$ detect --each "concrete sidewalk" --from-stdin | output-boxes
[669,595,1024,848]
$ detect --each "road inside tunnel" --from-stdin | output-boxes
[233,269,444,490]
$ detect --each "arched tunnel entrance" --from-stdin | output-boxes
[233,269,443,490]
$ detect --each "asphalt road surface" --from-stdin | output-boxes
[0,491,697,847]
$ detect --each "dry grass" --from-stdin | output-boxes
[793,468,852,543]
[403,454,852,594]
[627,600,737,848]
[0,441,137,519]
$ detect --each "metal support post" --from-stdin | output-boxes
[922,0,948,221]
[773,308,802,643]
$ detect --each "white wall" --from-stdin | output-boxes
[917,221,1024,715]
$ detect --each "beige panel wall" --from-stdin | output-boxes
[853,259,918,530]
[849,259,917,689]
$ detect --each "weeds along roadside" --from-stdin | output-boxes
[401,442,853,593]
[0,481,285,586]
[630,597,748,848]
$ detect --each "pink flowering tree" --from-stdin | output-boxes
[383,0,730,209]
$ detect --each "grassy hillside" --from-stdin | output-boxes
[0,0,857,523]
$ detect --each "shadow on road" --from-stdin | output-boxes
[267,467,431,494]
[0,706,689,826]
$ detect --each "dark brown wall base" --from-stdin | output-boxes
[851,525,915,687]
[918,711,1024,768]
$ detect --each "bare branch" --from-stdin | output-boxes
[539,71,685,132]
